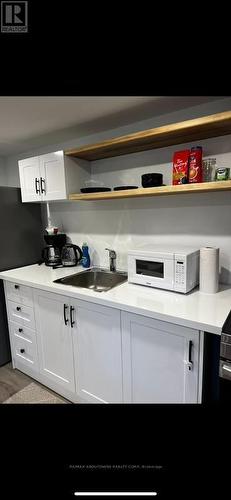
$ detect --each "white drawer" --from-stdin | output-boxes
[9,321,36,343]
[7,301,36,330]
[12,335,38,370]
[5,282,33,307]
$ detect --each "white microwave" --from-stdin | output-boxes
[128,245,200,293]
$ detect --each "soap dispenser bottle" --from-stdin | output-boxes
[82,242,91,268]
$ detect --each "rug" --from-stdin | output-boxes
[3,382,68,404]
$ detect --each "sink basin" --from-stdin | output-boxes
[53,267,127,292]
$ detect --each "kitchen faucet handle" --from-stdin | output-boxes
[105,248,116,257]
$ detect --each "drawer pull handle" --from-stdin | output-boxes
[18,328,23,333]
[16,307,21,311]
[14,285,19,290]
[20,349,25,354]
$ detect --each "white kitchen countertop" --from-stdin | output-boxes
[0,263,231,335]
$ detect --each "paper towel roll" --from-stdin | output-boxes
[199,247,219,293]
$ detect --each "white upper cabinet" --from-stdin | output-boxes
[39,151,67,201]
[18,156,41,202]
[18,151,91,202]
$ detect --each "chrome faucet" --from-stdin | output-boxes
[105,248,116,272]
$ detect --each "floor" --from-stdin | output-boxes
[0,362,70,403]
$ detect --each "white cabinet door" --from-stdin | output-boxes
[121,312,200,403]
[18,156,41,202]
[39,151,67,201]
[71,299,123,403]
[34,289,75,392]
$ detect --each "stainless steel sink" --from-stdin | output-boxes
[53,267,127,292]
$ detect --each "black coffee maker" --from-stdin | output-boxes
[42,233,67,266]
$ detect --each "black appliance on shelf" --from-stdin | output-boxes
[0,187,43,366]
[141,172,164,187]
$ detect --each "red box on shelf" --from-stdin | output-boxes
[172,150,190,185]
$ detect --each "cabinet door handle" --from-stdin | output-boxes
[40,177,46,194]
[35,177,40,194]
[20,349,25,354]
[70,306,75,328]
[187,340,193,371]
[14,284,19,290]
[16,306,21,311]
[18,328,23,333]
[63,304,69,325]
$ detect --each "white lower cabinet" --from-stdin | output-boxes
[33,289,75,393]
[4,282,203,404]
[71,299,123,403]
[121,312,201,403]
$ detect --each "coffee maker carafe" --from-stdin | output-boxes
[42,233,67,267]
[42,245,61,267]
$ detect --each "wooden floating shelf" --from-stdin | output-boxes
[65,111,231,161]
[69,180,231,201]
